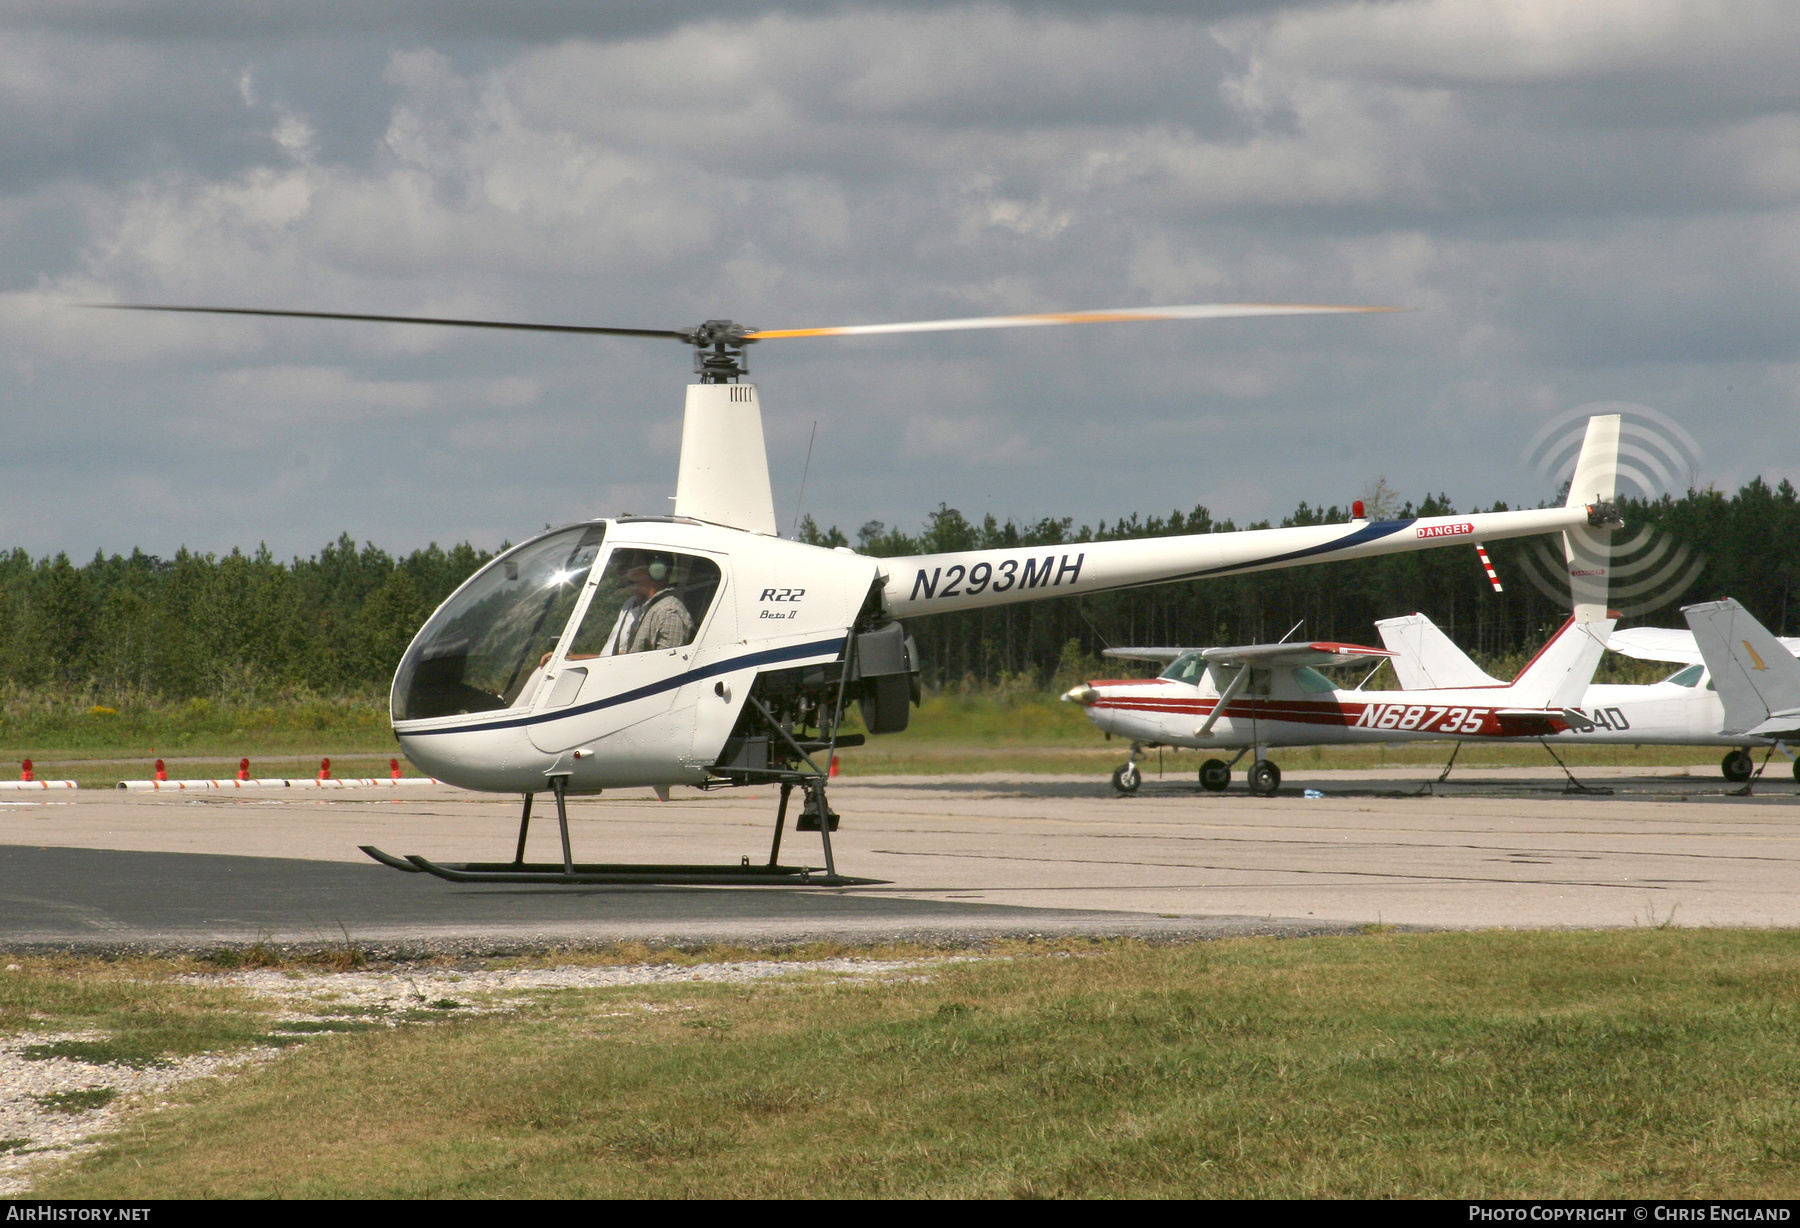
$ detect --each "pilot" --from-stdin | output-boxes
[614,557,693,653]
[538,555,694,669]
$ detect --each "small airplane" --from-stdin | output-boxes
[89,303,1625,880]
[1065,610,1614,795]
[1374,609,1800,783]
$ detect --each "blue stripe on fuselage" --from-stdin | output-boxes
[1078,518,1417,596]
[396,635,848,738]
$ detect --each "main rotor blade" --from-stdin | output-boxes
[744,302,1400,340]
[85,304,688,342]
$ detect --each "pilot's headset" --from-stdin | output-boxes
[644,556,672,584]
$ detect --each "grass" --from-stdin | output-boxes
[22,932,1800,1198]
[32,1089,118,1114]
[0,957,283,1067]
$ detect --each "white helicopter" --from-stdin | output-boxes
[95,301,1624,884]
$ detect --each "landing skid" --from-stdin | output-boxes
[360,771,884,888]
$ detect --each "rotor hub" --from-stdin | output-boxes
[681,319,753,383]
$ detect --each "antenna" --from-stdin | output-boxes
[791,420,818,539]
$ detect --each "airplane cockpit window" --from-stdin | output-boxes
[1292,666,1338,694]
[391,523,606,721]
[1664,664,1705,688]
[1159,652,1205,685]
[563,549,722,660]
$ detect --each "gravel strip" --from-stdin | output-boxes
[0,957,947,1193]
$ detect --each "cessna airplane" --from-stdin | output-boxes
[92,302,1625,882]
[1065,612,1614,796]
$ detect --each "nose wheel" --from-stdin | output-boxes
[1111,761,1142,794]
[1247,759,1282,797]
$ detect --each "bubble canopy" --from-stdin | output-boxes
[392,524,606,722]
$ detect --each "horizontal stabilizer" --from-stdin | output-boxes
[1375,613,1504,689]
[1607,625,1800,667]
[1682,599,1800,736]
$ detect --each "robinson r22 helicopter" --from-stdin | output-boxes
[95,301,1625,885]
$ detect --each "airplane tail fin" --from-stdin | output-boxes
[1562,414,1621,622]
[1505,614,1618,709]
[1374,613,1504,689]
[1682,599,1800,736]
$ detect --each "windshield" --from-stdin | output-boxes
[1663,664,1704,688]
[391,523,606,721]
[1159,652,1205,684]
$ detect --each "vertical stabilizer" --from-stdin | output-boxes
[1682,599,1800,736]
[1562,414,1620,622]
[673,383,778,536]
[1506,615,1618,709]
[1375,613,1504,689]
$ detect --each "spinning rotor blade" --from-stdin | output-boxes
[85,298,1400,382]
[85,303,687,342]
[744,302,1399,340]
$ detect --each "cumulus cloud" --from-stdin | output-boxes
[0,0,1796,559]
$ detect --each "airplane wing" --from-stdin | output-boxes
[1605,626,1704,664]
[1200,641,1394,668]
[1102,648,1189,664]
[1606,625,1800,666]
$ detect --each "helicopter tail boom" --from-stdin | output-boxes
[883,504,1600,617]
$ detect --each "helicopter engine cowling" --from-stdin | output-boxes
[849,621,920,735]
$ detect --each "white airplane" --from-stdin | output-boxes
[1065,611,1613,795]
[1376,610,1800,782]
[93,302,1624,881]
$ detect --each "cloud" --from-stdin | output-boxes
[0,1,1797,561]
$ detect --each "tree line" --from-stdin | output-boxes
[1,478,1793,702]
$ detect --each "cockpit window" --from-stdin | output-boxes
[1159,652,1205,685]
[564,549,722,658]
[1664,664,1704,688]
[392,523,606,721]
[1292,666,1338,694]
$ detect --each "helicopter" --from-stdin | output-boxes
[92,301,1626,885]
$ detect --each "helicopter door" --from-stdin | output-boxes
[527,547,724,755]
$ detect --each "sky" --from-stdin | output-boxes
[3,0,1797,561]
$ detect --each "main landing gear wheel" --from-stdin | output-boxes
[1198,759,1231,792]
[1793,758,1800,783]
[1722,749,1754,782]
[1247,759,1281,797]
[1112,763,1142,794]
